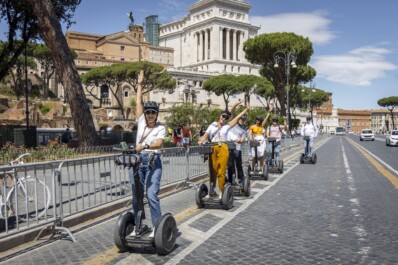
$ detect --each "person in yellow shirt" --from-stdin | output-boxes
[247,105,273,171]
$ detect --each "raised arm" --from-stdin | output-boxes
[261,105,273,127]
[228,105,249,128]
[230,98,242,118]
[135,70,144,118]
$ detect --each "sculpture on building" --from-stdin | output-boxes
[127,11,135,29]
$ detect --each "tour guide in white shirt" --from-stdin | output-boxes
[300,116,318,157]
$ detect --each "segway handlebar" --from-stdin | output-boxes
[267,137,277,143]
[303,136,311,140]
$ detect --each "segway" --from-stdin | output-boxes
[247,140,269,180]
[114,149,177,255]
[300,136,317,164]
[227,141,250,197]
[195,143,234,210]
[266,137,284,173]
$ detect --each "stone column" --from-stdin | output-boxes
[194,32,198,63]
[239,31,245,62]
[232,30,237,61]
[226,28,230,61]
[205,29,209,60]
[198,31,202,62]
[219,27,224,59]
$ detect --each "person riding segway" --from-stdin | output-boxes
[247,105,273,180]
[266,116,286,173]
[196,102,249,209]
[300,116,318,164]
[227,113,250,196]
[113,70,177,255]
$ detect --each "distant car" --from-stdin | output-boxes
[348,130,354,135]
[330,130,336,135]
[386,130,398,146]
[360,129,375,141]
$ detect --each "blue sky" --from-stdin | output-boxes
[2,0,398,110]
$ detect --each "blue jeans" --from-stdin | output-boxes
[129,153,162,227]
[268,141,281,164]
[303,138,315,157]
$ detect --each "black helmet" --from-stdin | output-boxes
[219,110,231,119]
[306,116,312,121]
[272,116,279,122]
[255,116,262,121]
[144,101,159,113]
[240,114,248,120]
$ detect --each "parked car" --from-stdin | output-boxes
[360,129,375,141]
[386,130,398,146]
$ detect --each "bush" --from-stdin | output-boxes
[38,103,51,115]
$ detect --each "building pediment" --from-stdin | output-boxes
[97,32,140,47]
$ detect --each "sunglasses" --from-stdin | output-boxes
[221,115,230,119]
[145,110,157,115]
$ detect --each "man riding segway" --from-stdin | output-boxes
[300,116,318,164]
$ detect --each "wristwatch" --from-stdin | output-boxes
[144,144,150,150]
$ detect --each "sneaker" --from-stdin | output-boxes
[149,227,155,238]
[129,228,136,237]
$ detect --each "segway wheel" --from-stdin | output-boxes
[221,184,234,210]
[114,211,135,252]
[278,160,284,173]
[262,164,269,180]
[195,183,208,208]
[312,153,317,164]
[155,213,177,255]
[243,177,251,197]
[300,154,304,164]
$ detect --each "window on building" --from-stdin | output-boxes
[120,46,125,51]
[86,61,89,64]
[121,58,125,61]
[124,90,129,98]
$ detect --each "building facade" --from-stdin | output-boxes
[145,15,160,46]
[156,0,263,110]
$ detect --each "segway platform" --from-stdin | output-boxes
[247,140,269,180]
[195,143,234,209]
[266,137,284,173]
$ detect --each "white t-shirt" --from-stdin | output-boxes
[206,122,231,142]
[135,114,166,148]
[227,124,247,151]
[301,122,318,138]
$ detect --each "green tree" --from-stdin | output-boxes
[164,104,220,138]
[8,51,36,100]
[300,87,329,119]
[0,0,81,82]
[81,62,175,119]
[29,0,98,146]
[234,74,274,106]
[243,32,316,120]
[378,96,398,130]
[202,74,239,111]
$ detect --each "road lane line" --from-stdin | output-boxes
[346,138,398,189]
[340,139,370,262]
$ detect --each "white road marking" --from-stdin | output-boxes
[341,139,370,262]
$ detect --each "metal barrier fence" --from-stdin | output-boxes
[0,137,302,241]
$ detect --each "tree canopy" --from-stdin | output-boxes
[81,61,175,119]
[234,74,274,106]
[202,74,240,110]
[299,86,330,118]
[378,96,398,130]
[0,0,81,82]
[243,32,316,120]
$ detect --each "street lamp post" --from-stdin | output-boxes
[302,82,316,120]
[273,50,297,134]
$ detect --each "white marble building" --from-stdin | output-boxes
[152,0,263,111]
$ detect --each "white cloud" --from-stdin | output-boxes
[251,11,336,45]
[312,46,397,86]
